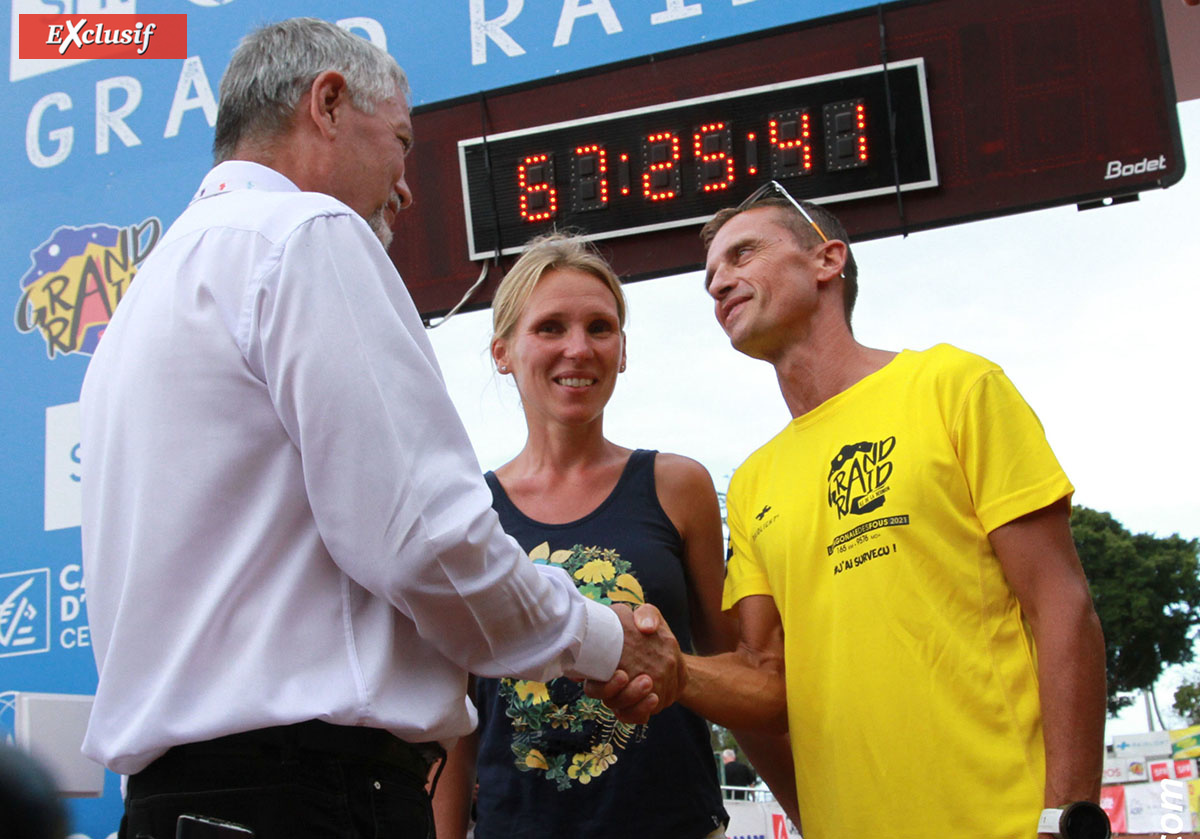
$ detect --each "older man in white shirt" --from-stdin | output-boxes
[79,18,681,839]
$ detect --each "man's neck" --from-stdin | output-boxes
[772,332,897,419]
[229,133,328,195]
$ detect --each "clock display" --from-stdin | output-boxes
[458,58,937,259]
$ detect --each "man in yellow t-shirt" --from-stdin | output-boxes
[674,185,1107,839]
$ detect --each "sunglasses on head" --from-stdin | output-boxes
[736,180,830,243]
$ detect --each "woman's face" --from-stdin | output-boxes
[493,267,626,428]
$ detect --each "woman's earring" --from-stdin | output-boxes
[498,365,508,373]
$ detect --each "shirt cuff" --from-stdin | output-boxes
[570,598,623,681]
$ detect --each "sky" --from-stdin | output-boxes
[425,98,1200,739]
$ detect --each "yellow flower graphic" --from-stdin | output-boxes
[567,753,599,783]
[547,706,576,729]
[574,559,616,584]
[608,573,645,605]
[499,544,648,789]
[567,743,618,783]
[549,549,574,565]
[513,681,550,704]
[590,743,618,771]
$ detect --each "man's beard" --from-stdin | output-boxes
[369,208,394,249]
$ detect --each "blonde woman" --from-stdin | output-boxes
[433,234,733,839]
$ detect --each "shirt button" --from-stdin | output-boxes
[374,781,382,790]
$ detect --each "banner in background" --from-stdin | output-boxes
[1103,756,1150,784]
[1172,724,1200,758]
[1125,779,1191,835]
[1190,779,1200,832]
[1100,784,1127,835]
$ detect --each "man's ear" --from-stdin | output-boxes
[307,70,350,140]
[816,239,848,283]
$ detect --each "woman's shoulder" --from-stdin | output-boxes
[652,451,717,502]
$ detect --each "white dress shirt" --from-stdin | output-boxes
[79,161,623,776]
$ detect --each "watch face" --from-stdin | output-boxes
[1062,801,1111,839]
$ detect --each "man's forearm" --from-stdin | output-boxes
[432,730,478,839]
[987,501,1108,810]
[680,651,787,732]
[1036,589,1106,806]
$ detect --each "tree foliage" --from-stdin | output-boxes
[1072,506,1200,715]
[1173,674,1200,726]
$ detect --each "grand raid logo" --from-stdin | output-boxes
[827,436,896,518]
[15,219,160,358]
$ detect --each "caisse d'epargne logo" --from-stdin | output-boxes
[0,570,50,658]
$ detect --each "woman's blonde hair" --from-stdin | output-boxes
[491,233,627,342]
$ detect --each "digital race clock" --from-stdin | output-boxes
[458,58,937,260]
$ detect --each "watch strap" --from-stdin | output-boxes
[1038,802,1112,839]
[1038,808,1064,835]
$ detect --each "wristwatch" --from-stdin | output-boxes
[1037,802,1111,839]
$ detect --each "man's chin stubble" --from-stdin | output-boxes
[369,209,393,249]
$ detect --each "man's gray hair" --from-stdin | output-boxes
[213,17,409,163]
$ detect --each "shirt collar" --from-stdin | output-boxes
[191,161,301,204]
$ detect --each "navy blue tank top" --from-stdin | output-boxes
[473,450,727,839]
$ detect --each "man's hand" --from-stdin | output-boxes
[583,604,685,724]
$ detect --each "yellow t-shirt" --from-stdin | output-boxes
[723,344,1073,839]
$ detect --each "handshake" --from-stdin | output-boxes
[582,604,686,725]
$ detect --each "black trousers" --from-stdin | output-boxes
[120,722,438,839]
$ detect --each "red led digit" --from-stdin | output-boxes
[857,103,868,161]
[641,132,681,202]
[768,110,813,178]
[823,99,869,172]
[694,122,735,192]
[518,153,557,222]
[572,144,609,212]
